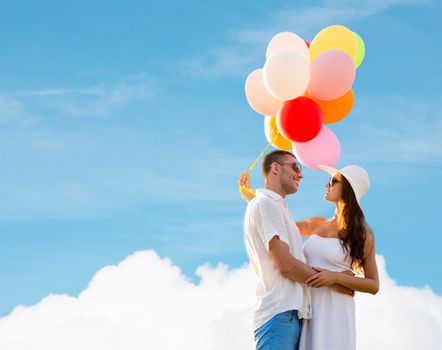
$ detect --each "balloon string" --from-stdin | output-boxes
[246,134,277,173]
[239,132,280,201]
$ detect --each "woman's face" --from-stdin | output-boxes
[325,172,343,203]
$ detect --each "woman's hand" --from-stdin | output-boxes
[305,267,338,288]
[330,284,355,296]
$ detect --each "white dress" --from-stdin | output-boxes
[299,234,356,350]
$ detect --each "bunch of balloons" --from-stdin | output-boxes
[245,25,365,169]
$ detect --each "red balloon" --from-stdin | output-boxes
[276,97,323,142]
[305,40,310,48]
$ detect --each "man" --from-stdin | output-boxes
[242,150,350,350]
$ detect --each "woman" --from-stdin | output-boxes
[239,164,379,350]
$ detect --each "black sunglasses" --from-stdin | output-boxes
[328,177,341,186]
[277,161,302,173]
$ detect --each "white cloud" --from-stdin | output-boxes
[0,93,37,127]
[181,0,429,79]
[24,81,156,117]
[28,87,106,96]
[322,0,430,13]
[0,251,440,350]
[0,76,157,129]
[180,46,259,79]
[356,257,442,349]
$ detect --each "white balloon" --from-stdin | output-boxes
[263,50,310,101]
[266,32,309,63]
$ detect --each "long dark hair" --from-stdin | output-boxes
[337,176,371,271]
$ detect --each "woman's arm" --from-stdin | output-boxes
[333,232,379,294]
[296,217,326,238]
[296,220,311,238]
[305,230,380,294]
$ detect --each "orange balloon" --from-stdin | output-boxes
[306,90,355,124]
[264,115,292,150]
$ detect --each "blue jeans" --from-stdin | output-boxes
[254,310,302,350]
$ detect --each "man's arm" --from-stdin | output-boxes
[269,236,316,283]
[269,236,355,296]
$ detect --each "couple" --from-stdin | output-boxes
[240,150,379,350]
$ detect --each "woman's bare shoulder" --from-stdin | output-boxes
[306,216,328,224]
[305,216,328,230]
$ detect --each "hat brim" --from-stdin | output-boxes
[318,164,365,205]
[317,164,338,177]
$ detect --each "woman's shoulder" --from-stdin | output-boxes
[306,216,328,225]
[305,216,329,230]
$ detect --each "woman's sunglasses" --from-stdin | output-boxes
[328,177,341,186]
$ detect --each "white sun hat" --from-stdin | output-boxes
[317,164,371,204]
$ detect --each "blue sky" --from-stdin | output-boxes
[0,0,441,317]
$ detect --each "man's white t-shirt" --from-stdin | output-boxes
[244,188,311,330]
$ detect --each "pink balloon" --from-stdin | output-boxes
[307,50,356,101]
[293,126,341,170]
[245,69,283,116]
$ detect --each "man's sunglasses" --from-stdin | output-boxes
[328,177,341,186]
[277,161,303,173]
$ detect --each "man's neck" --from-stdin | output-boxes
[264,183,286,198]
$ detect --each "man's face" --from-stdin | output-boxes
[276,156,303,195]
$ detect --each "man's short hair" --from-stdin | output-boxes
[262,150,296,177]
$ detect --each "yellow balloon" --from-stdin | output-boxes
[264,115,292,150]
[309,25,358,62]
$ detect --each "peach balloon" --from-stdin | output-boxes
[307,50,356,101]
[245,69,284,116]
[264,115,292,150]
[309,90,355,124]
[293,126,341,170]
[266,32,309,63]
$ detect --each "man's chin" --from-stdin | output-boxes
[287,186,298,194]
